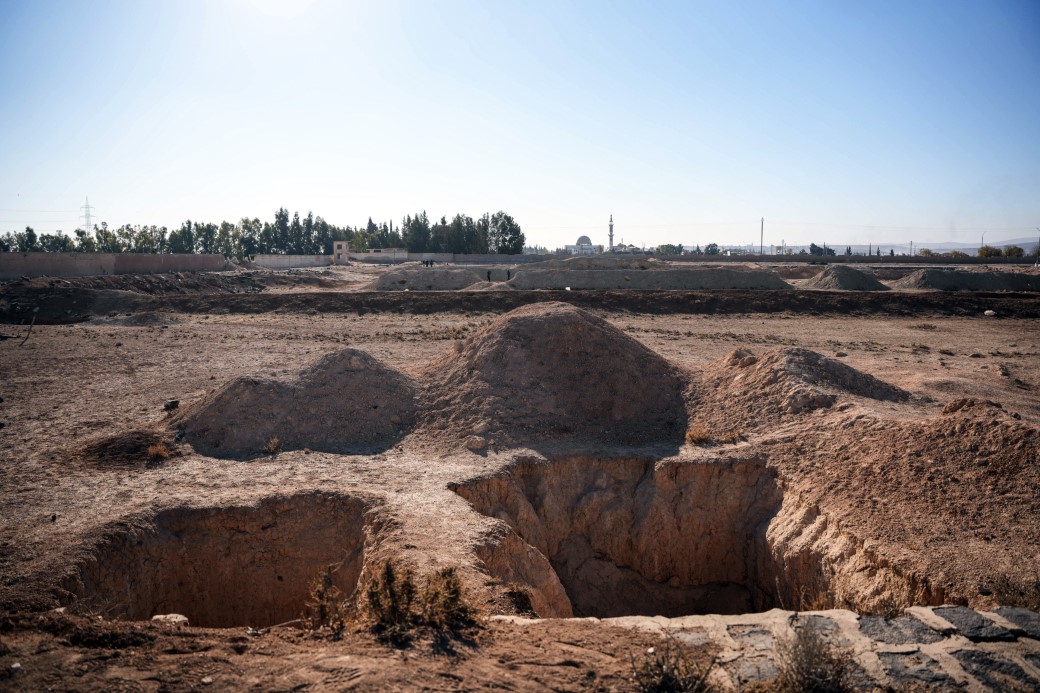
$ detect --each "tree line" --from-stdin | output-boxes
[0,209,525,258]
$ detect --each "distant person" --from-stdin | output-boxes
[487,270,491,281]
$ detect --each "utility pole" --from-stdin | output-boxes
[80,197,95,236]
[760,217,764,257]
[608,215,614,252]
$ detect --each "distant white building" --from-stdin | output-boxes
[565,235,603,255]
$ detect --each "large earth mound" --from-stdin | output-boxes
[507,267,791,290]
[179,348,416,457]
[892,268,1040,292]
[803,265,889,291]
[698,347,911,431]
[421,302,687,446]
[374,267,483,291]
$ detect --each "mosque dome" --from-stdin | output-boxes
[576,235,593,245]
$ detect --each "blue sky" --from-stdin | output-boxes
[1,0,1038,249]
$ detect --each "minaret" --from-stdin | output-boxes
[608,214,614,251]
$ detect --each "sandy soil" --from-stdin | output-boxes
[1,265,1038,690]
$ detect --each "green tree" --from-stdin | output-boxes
[978,244,1001,258]
[274,208,290,253]
[169,220,195,254]
[657,243,683,255]
[38,232,74,252]
[14,226,39,252]
[704,242,720,255]
[487,211,524,254]
[1003,245,1024,258]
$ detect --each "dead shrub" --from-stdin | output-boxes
[358,560,481,648]
[146,443,171,461]
[264,436,281,455]
[769,620,854,693]
[685,423,711,445]
[629,634,718,693]
[305,564,348,639]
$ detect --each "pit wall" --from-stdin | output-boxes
[0,252,227,280]
[458,455,938,619]
[63,493,380,628]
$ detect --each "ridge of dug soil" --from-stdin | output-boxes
[892,268,1040,292]
[179,347,416,458]
[802,264,889,291]
[420,302,688,446]
[374,267,483,291]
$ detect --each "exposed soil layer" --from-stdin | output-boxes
[420,302,687,446]
[63,492,374,628]
[5,284,1040,325]
[893,268,1040,291]
[179,348,416,458]
[803,265,889,291]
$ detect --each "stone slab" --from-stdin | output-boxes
[933,606,1016,642]
[860,615,945,645]
[994,607,1040,640]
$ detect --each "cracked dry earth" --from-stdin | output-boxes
[0,298,1039,691]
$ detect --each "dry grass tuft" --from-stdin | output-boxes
[685,423,711,445]
[767,620,855,693]
[264,436,281,455]
[146,443,171,461]
[305,564,348,638]
[629,634,718,693]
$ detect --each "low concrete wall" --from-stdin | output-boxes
[251,254,331,269]
[349,252,552,265]
[0,252,227,280]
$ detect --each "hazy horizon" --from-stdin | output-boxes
[2,0,1038,251]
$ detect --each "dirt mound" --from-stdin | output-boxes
[892,269,1040,292]
[421,302,687,446]
[698,347,910,431]
[374,268,483,291]
[179,348,416,458]
[507,267,791,290]
[803,265,889,291]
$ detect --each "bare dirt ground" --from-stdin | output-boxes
[1,262,1038,690]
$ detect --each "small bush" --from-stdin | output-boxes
[264,436,281,455]
[146,443,171,461]
[305,564,347,638]
[358,560,481,648]
[770,620,854,693]
[630,635,717,693]
[685,423,711,445]
[421,567,479,633]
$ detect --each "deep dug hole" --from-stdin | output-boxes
[458,455,920,619]
[63,493,374,628]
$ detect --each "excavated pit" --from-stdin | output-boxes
[458,455,905,619]
[64,492,374,628]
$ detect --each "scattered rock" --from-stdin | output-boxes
[464,435,488,451]
[163,399,180,412]
[151,614,190,627]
